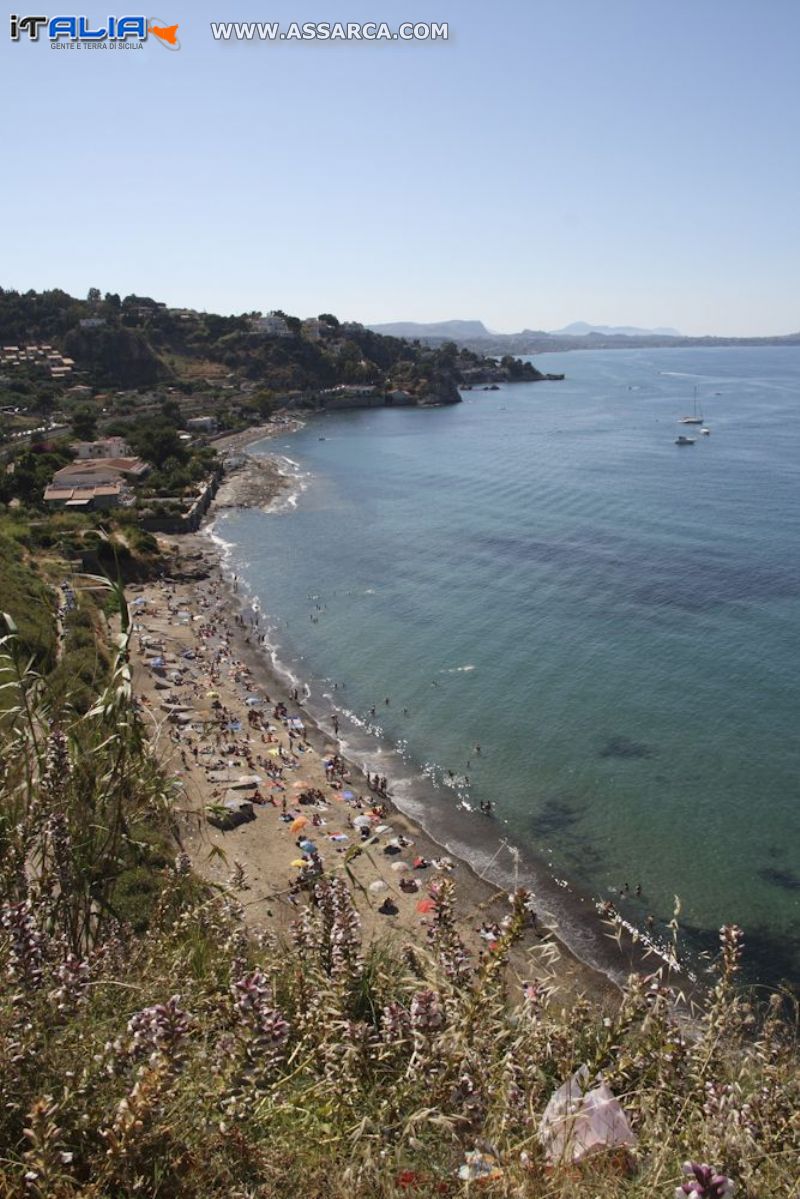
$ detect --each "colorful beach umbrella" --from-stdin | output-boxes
[290,816,309,832]
[416,898,436,914]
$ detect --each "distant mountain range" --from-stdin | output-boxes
[368,319,493,341]
[550,321,682,337]
[367,318,800,355]
[368,319,682,340]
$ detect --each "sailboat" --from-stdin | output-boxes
[679,387,704,425]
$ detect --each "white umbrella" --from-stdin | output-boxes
[390,861,410,873]
[368,879,388,894]
[352,815,372,829]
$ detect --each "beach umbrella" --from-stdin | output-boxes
[342,789,355,799]
[416,898,436,914]
[298,839,317,853]
[390,861,410,873]
[352,815,372,829]
[368,880,388,894]
[290,859,307,868]
[290,816,309,832]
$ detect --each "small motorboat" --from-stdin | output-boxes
[675,435,696,445]
[701,427,711,436]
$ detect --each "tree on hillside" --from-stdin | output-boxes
[272,310,302,335]
[87,287,101,305]
[160,397,183,426]
[128,419,187,468]
[71,405,98,441]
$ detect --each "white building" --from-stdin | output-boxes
[251,314,291,337]
[73,436,131,460]
[186,416,218,434]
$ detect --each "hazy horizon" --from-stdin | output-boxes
[3,0,799,337]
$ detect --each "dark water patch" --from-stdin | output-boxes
[562,843,606,874]
[527,797,583,838]
[758,865,800,892]
[630,556,800,613]
[677,918,800,990]
[599,735,656,760]
[476,531,800,613]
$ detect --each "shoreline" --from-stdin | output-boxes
[213,421,694,989]
[208,422,700,992]
[129,530,617,1003]
[135,417,692,1001]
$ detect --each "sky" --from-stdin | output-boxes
[2,0,799,335]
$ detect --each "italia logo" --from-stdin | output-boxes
[9,14,180,48]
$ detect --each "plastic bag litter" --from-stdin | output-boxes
[539,1066,637,1164]
[457,1150,503,1182]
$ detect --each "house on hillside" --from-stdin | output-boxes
[72,436,131,460]
[186,416,218,434]
[251,314,290,337]
[43,455,148,509]
[43,481,123,510]
[52,457,149,486]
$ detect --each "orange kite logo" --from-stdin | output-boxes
[149,21,179,45]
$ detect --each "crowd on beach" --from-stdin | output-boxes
[128,564,485,932]
[122,537,673,990]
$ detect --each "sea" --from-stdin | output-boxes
[210,346,800,989]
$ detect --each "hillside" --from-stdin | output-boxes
[0,291,555,434]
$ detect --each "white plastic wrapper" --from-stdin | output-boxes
[539,1065,637,1163]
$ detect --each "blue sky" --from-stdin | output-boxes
[2,0,799,334]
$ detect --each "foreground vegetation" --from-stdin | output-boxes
[0,566,797,1198]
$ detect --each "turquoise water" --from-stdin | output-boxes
[213,347,800,986]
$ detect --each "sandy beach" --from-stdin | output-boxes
[127,498,616,1000]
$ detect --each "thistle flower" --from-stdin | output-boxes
[410,989,444,1034]
[231,971,290,1062]
[426,878,470,985]
[50,952,91,1013]
[1,900,46,991]
[127,994,191,1065]
[381,1000,411,1044]
[675,1162,735,1198]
